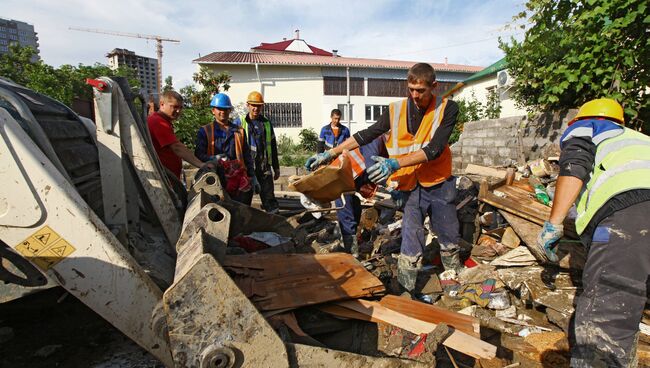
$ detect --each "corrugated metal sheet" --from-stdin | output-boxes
[194,52,483,73]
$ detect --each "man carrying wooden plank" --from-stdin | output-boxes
[305,63,461,294]
[535,98,650,367]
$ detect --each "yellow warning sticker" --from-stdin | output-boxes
[15,225,76,271]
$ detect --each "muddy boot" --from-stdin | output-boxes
[440,249,463,275]
[396,255,420,297]
[342,235,359,259]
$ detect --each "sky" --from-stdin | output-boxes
[3,0,526,88]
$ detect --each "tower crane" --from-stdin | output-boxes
[69,27,180,97]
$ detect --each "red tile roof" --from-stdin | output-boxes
[194,52,484,73]
[252,40,333,56]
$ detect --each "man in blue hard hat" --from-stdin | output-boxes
[195,93,258,204]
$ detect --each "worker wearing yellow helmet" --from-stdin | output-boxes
[535,98,650,366]
[233,91,280,213]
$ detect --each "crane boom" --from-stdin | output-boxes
[69,27,180,98]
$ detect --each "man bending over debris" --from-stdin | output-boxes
[535,98,650,367]
[305,63,461,295]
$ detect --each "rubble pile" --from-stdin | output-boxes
[220,157,650,367]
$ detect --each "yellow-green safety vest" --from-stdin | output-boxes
[575,127,650,234]
[240,114,272,161]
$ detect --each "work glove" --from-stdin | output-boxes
[251,176,261,194]
[305,150,335,171]
[388,189,407,209]
[535,221,564,263]
[273,169,281,180]
[209,154,228,162]
[367,156,400,184]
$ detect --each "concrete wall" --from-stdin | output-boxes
[451,109,578,173]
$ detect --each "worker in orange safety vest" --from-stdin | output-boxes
[306,63,461,295]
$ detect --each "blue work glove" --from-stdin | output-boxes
[389,189,406,209]
[366,156,400,184]
[305,150,335,171]
[251,176,261,194]
[535,221,564,263]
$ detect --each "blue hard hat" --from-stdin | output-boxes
[210,93,233,109]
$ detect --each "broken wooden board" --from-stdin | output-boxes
[501,226,521,248]
[499,210,586,270]
[335,299,497,360]
[479,178,550,225]
[379,295,480,337]
[497,266,577,316]
[223,253,385,311]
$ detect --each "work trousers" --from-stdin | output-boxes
[401,178,460,261]
[255,169,278,212]
[336,193,362,236]
[571,200,650,368]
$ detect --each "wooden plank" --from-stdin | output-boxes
[499,210,585,270]
[336,300,496,360]
[379,295,480,337]
[478,180,549,225]
[223,253,385,311]
[465,164,508,178]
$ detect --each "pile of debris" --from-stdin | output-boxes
[218,156,650,367]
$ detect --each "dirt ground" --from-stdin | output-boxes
[0,287,161,368]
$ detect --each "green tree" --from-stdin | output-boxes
[500,0,649,131]
[174,68,232,148]
[0,44,139,106]
[484,88,502,119]
[163,76,174,93]
[298,128,318,151]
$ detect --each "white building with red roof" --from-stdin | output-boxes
[194,31,484,139]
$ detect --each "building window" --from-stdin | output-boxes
[0,46,7,52]
[8,29,17,34]
[323,77,363,96]
[368,78,407,97]
[264,103,302,128]
[8,34,17,41]
[365,104,388,123]
[0,39,7,45]
[337,104,354,122]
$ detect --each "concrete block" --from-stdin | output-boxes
[279,166,299,176]
[475,129,488,138]
[463,146,478,155]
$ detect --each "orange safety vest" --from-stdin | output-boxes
[202,123,247,169]
[385,97,452,191]
[330,148,366,179]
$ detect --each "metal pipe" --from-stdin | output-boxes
[346,66,351,130]
[255,63,262,91]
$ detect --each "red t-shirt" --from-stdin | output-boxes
[147,112,182,178]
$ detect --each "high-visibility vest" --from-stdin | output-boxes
[240,114,272,162]
[201,123,247,169]
[574,127,650,234]
[330,148,367,179]
[384,97,452,191]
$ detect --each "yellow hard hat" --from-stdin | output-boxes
[247,91,264,105]
[571,98,624,125]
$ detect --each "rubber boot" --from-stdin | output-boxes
[396,255,420,296]
[342,235,359,259]
[440,249,463,274]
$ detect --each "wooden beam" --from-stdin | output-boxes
[335,299,496,360]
